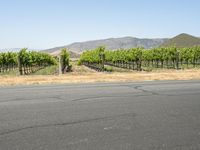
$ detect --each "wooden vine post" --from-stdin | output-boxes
[17,54,23,75]
[59,55,62,75]
[99,52,105,71]
[175,49,179,70]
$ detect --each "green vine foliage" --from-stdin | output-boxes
[79,46,200,71]
[0,48,57,75]
[60,48,71,73]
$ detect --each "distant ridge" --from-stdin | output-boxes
[161,33,200,48]
[42,37,168,54]
[0,48,40,53]
[2,33,199,57]
[0,48,22,52]
[49,50,80,58]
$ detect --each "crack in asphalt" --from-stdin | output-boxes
[1,86,197,106]
[123,85,160,96]
[123,85,176,97]
[130,85,200,97]
[71,94,150,102]
[0,112,136,136]
[1,83,199,104]
[0,96,65,104]
[134,86,160,96]
[0,93,151,104]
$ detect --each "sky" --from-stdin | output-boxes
[0,0,200,49]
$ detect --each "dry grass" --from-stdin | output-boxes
[1,69,200,86]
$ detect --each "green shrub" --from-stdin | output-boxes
[104,66,113,72]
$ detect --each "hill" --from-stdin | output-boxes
[0,48,22,53]
[42,37,168,54]
[161,33,200,48]
[49,50,80,58]
[0,48,41,53]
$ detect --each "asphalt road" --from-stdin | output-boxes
[0,81,200,150]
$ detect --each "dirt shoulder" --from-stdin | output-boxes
[0,69,200,86]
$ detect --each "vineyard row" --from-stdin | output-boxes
[0,48,71,75]
[79,46,200,71]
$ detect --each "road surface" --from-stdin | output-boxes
[0,81,200,150]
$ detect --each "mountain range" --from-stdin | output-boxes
[0,48,22,53]
[1,33,200,58]
[0,48,40,53]
[42,33,200,57]
[43,37,168,54]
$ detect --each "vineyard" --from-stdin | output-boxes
[17,48,58,75]
[0,48,71,75]
[79,46,105,71]
[79,46,200,71]
[0,52,18,73]
[1,46,200,75]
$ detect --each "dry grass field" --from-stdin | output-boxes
[0,68,200,86]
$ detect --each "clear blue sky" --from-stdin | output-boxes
[0,0,200,49]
